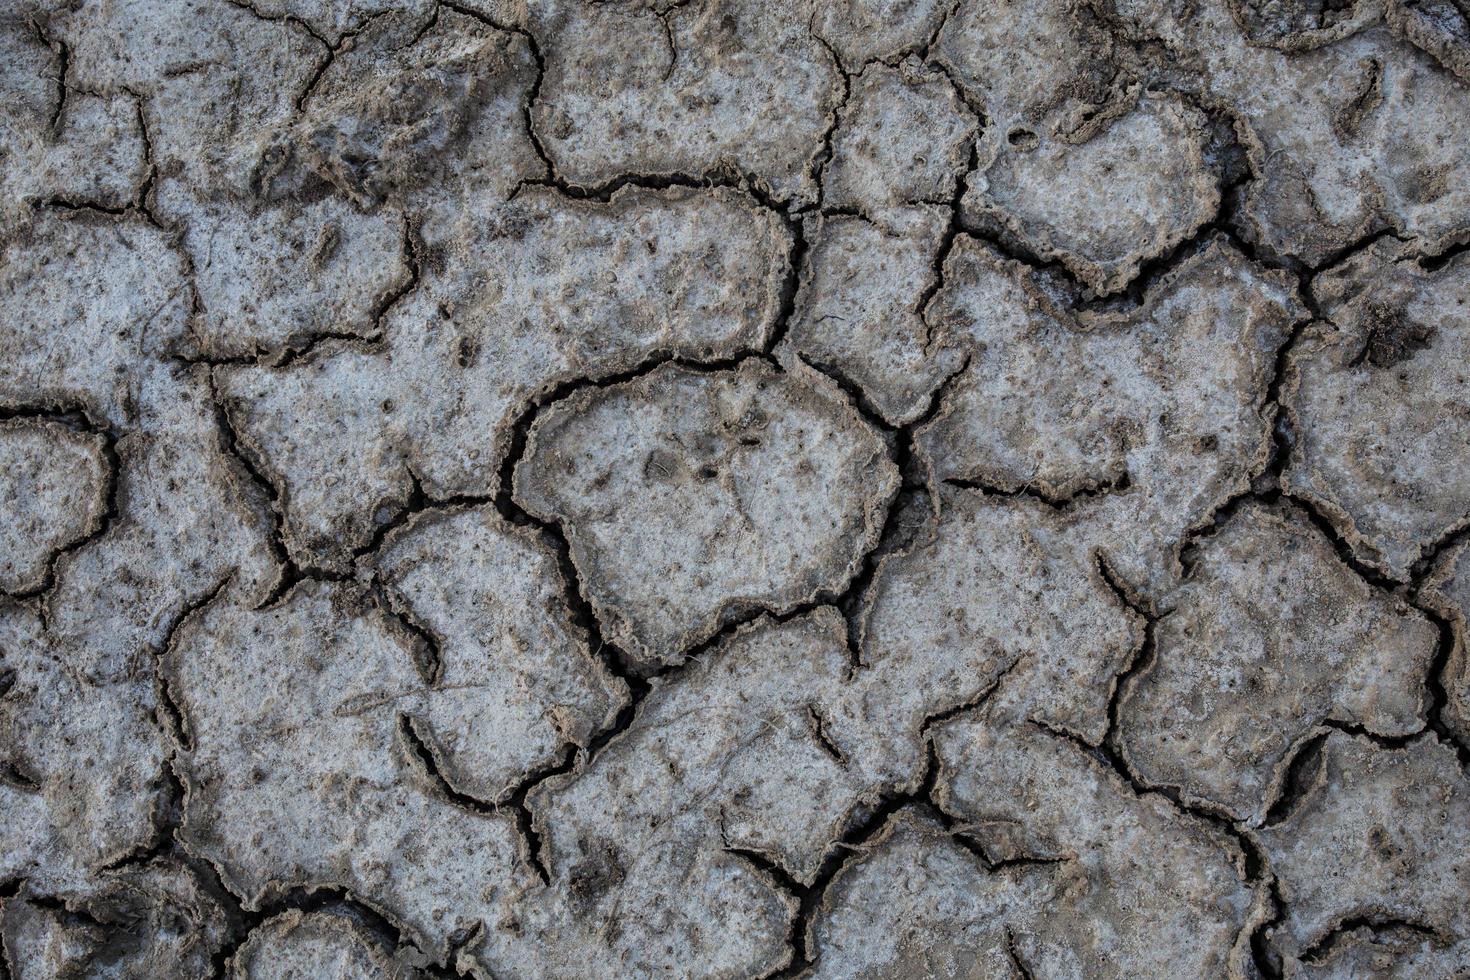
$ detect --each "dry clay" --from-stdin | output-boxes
[4,0,1470,975]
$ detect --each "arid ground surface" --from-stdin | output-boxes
[3,0,1470,976]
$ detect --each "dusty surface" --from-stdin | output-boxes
[2,0,1468,977]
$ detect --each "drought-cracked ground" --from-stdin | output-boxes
[3,0,1470,977]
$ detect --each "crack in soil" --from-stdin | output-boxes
[0,402,120,610]
[9,7,1470,976]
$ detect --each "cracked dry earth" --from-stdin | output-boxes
[5,2,1470,980]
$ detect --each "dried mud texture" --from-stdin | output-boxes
[1111,0,1470,265]
[937,0,1220,295]
[852,484,1143,750]
[1386,0,1470,83]
[515,361,897,667]
[931,711,1263,980]
[1285,238,1470,581]
[0,14,146,227]
[806,696,1262,979]
[1258,733,1470,970]
[228,908,416,980]
[820,60,977,216]
[164,580,538,961]
[966,92,1220,296]
[4,0,1470,976]
[220,187,790,573]
[483,613,850,977]
[0,419,109,596]
[917,235,1304,597]
[1,859,233,979]
[780,207,967,427]
[530,0,843,206]
[1117,501,1436,824]
[374,507,626,802]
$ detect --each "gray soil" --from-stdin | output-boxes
[3,0,1470,977]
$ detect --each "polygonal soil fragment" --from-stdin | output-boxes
[806,809,1054,978]
[926,699,1262,979]
[229,908,417,980]
[1113,0,1470,264]
[484,591,1140,978]
[166,581,537,959]
[45,0,425,364]
[220,186,789,572]
[1420,538,1470,743]
[822,58,977,214]
[780,206,967,426]
[515,360,897,667]
[374,507,626,802]
[918,235,1303,597]
[0,859,233,979]
[531,0,843,205]
[159,192,411,363]
[812,0,954,67]
[270,5,541,241]
[1117,501,1435,824]
[1257,732,1470,966]
[1,217,275,896]
[964,92,1220,296]
[0,14,146,222]
[0,419,110,596]
[1285,240,1470,581]
[479,612,862,977]
[805,685,1261,977]
[848,483,1142,753]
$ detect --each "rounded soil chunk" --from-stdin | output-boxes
[514,360,898,667]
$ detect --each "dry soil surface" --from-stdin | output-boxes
[3,0,1470,977]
